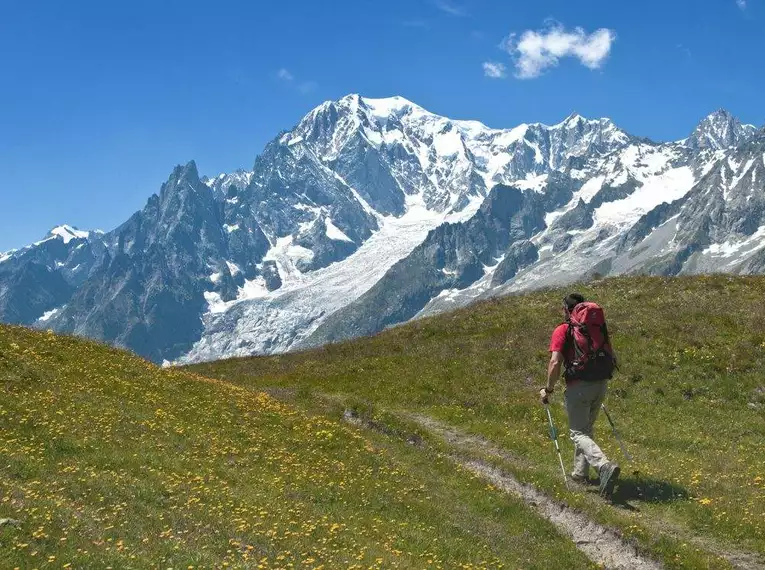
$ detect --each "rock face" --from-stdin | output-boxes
[1,95,763,362]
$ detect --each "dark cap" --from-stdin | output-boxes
[563,293,585,311]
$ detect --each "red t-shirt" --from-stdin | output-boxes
[549,323,574,364]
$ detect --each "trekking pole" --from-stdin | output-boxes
[544,404,570,491]
[601,403,633,461]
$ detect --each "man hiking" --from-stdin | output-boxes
[540,293,621,498]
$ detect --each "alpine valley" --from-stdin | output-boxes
[2,95,763,363]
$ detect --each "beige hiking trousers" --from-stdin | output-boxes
[564,379,610,477]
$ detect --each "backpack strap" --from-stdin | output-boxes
[601,322,611,347]
[579,322,593,354]
[564,323,585,360]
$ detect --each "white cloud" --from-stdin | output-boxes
[298,81,318,94]
[503,24,616,79]
[737,0,746,9]
[432,0,466,17]
[482,61,507,79]
[677,43,692,59]
[276,69,318,94]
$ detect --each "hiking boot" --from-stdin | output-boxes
[571,473,589,484]
[572,473,600,487]
[598,462,621,498]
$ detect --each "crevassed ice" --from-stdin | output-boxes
[238,276,270,299]
[182,193,485,362]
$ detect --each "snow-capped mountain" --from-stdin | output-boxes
[1,95,761,363]
[0,225,106,325]
[686,109,757,151]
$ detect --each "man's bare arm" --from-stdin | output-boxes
[546,351,564,391]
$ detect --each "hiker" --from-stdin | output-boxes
[539,293,621,497]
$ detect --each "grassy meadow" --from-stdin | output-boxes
[2,274,764,569]
[0,323,592,569]
[191,275,765,569]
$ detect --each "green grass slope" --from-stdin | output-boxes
[192,275,765,569]
[0,324,592,569]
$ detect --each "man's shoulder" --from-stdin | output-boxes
[551,323,569,336]
[549,323,569,351]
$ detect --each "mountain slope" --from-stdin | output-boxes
[192,275,765,569]
[1,96,763,363]
[303,125,765,346]
[0,323,592,569]
[304,173,577,346]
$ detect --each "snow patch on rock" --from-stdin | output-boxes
[37,306,64,322]
[325,218,353,242]
[703,226,765,258]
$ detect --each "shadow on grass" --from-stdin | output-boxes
[580,473,690,511]
[613,473,690,505]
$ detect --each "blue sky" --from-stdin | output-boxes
[1,0,763,251]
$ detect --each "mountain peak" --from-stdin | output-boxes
[687,109,755,150]
[553,112,599,130]
[166,160,202,186]
[156,161,206,205]
[318,94,429,123]
[178,160,200,178]
[706,108,733,120]
[47,225,91,244]
[359,95,421,117]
